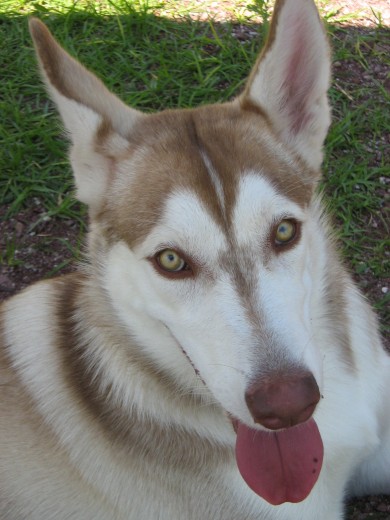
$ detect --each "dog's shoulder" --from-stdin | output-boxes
[0,273,82,386]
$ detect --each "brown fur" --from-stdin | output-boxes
[54,275,230,463]
[100,104,316,251]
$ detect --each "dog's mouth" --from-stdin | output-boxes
[167,327,323,505]
[231,416,324,505]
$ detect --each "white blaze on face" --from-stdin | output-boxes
[231,174,324,386]
[105,175,324,423]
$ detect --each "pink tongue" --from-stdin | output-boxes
[235,419,323,505]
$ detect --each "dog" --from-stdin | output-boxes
[1,0,389,518]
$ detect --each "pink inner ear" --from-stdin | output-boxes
[280,19,319,135]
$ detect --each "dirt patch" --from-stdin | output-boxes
[0,201,82,298]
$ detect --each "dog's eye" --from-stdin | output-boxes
[275,219,297,245]
[155,249,187,273]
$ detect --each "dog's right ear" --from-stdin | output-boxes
[29,18,143,212]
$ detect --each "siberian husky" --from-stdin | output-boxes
[1,0,389,518]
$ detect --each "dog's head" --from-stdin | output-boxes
[30,0,335,504]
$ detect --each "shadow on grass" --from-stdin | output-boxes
[0,7,388,200]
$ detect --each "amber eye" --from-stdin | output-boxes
[275,219,297,245]
[155,249,187,272]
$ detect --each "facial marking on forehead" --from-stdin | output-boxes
[231,173,304,247]
[108,112,230,248]
[109,105,312,249]
[199,150,226,218]
[185,113,232,231]
[193,104,315,210]
[139,189,227,262]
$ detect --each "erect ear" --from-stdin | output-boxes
[29,18,144,212]
[240,0,331,170]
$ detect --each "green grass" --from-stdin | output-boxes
[322,21,390,328]
[0,0,259,218]
[0,0,389,328]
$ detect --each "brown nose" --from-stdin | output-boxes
[245,371,320,430]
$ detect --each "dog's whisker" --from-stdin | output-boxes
[207,363,246,376]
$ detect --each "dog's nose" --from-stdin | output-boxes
[245,371,320,430]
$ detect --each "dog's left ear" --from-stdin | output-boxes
[241,0,331,170]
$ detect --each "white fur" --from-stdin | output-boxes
[47,89,129,210]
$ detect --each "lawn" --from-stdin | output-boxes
[0,0,389,517]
